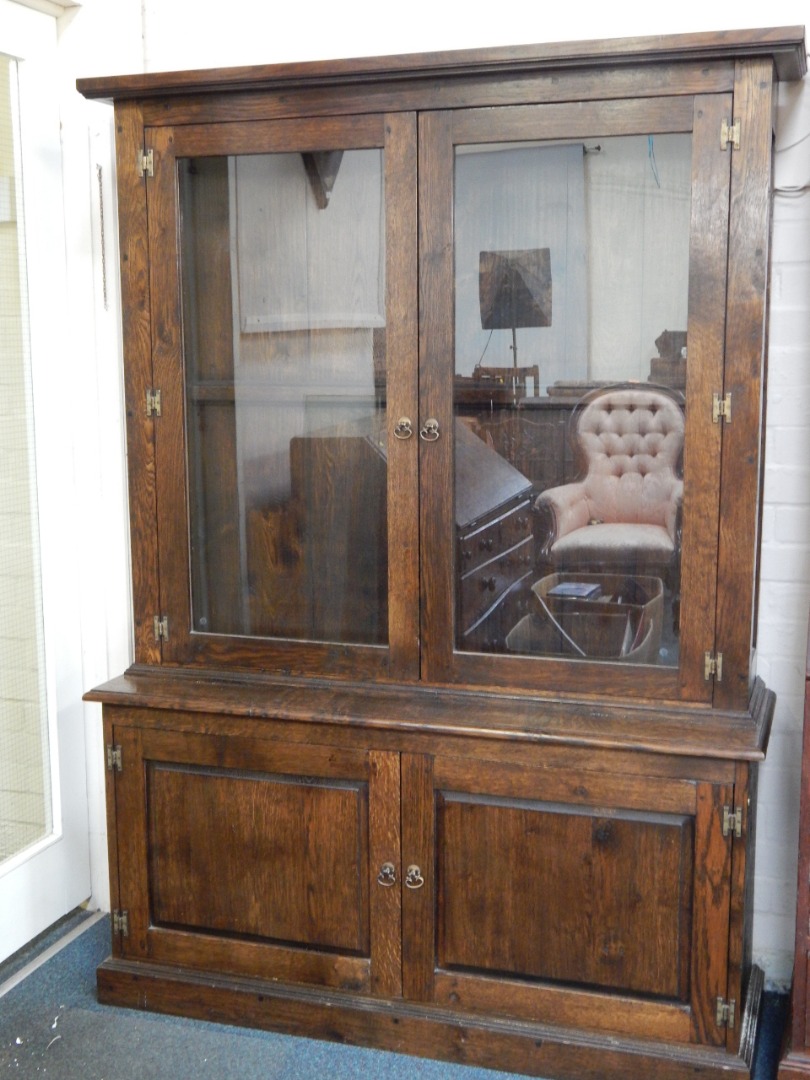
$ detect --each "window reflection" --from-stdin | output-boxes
[454,135,691,666]
[180,149,388,646]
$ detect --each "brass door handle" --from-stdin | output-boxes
[419,418,440,442]
[393,417,413,440]
[377,862,397,887]
[405,864,424,889]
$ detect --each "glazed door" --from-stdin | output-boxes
[418,94,733,703]
[401,752,735,1047]
[109,719,402,997]
[145,113,418,680]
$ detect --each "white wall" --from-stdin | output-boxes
[58,0,810,986]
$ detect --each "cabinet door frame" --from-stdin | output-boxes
[141,112,419,681]
[418,94,733,705]
[401,751,735,1047]
[110,718,402,997]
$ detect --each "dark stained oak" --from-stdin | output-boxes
[113,101,160,665]
[79,28,801,1080]
[77,25,806,100]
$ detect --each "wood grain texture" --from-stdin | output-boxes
[81,30,796,1077]
[113,101,160,664]
[401,753,435,1002]
[368,750,402,997]
[436,794,693,998]
[689,782,733,1046]
[383,111,420,680]
[147,764,369,950]
[714,59,775,711]
[417,111,455,684]
[451,96,696,145]
[114,724,376,988]
[433,755,697,815]
[148,126,193,659]
[676,93,732,703]
[87,670,774,761]
[726,760,756,1056]
[129,65,737,130]
[102,715,122,956]
[96,958,753,1080]
[77,25,805,100]
[431,971,691,1042]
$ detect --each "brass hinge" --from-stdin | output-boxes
[145,388,161,417]
[153,615,169,641]
[137,148,154,178]
[723,805,743,839]
[112,910,129,937]
[721,118,741,151]
[704,651,724,682]
[716,996,736,1029]
[105,744,122,772]
[712,392,732,424]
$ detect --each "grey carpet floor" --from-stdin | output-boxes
[0,910,788,1079]
[0,913,522,1080]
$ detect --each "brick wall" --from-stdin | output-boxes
[753,74,810,986]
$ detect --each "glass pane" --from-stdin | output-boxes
[454,135,690,668]
[0,56,53,863]
[180,148,388,645]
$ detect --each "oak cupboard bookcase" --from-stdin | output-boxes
[79,27,806,1080]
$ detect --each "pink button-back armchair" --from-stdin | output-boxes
[534,385,685,585]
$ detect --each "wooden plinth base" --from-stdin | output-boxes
[97,958,751,1080]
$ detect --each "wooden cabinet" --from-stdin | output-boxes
[80,26,806,1080]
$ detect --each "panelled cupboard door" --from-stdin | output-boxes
[419,94,732,704]
[401,753,734,1047]
[110,723,402,998]
[146,112,419,682]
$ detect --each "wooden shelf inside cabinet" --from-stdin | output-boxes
[81,25,805,1080]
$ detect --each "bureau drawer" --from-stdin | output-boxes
[458,498,533,574]
[459,536,534,634]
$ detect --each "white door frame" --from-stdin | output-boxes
[0,0,92,961]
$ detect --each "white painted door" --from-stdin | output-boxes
[0,0,91,961]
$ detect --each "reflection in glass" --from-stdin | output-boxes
[454,135,691,667]
[179,149,388,645]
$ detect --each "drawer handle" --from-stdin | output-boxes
[405,865,424,889]
[377,862,397,887]
[419,418,440,442]
[393,417,413,440]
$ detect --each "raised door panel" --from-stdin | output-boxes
[112,720,401,996]
[437,796,693,999]
[402,752,733,1046]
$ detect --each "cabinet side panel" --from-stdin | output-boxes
[114,102,160,664]
[715,59,775,710]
